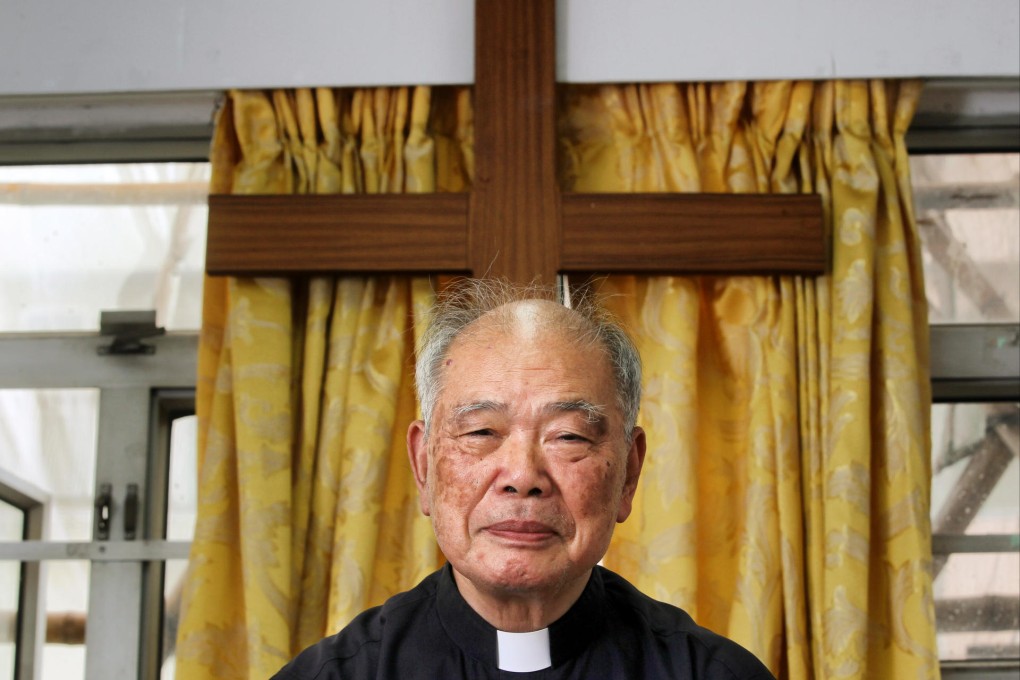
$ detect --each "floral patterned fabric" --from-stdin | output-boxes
[174,87,468,679]
[561,81,938,679]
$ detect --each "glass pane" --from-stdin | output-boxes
[931,403,1020,535]
[0,391,95,679]
[0,390,98,540]
[162,416,196,677]
[161,559,188,679]
[0,501,23,680]
[912,152,1020,324]
[934,552,1020,660]
[42,561,89,680]
[0,502,26,541]
[0,162,209,332]
[166,416,197,542]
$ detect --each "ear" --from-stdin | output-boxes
[407,419,431,516]
[616,426,646,524]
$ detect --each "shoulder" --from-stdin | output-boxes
[270,570,443,680]
[598,567,775,680]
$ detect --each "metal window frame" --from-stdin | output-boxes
[916,119,1020,675]
[908,79,1020,154]
[0,92,218,166]
[941,661,1020,680]
[0,331,197,680]
[929,322,1020,673]
[931,324,1020,403]
[0,469,48,680]
[140,389,195,680]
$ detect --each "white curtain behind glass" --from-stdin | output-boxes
[0,162,209,332]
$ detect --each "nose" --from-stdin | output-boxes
[496,433,550,498]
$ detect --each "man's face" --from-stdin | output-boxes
[408,303,645,601]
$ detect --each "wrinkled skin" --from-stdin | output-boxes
[408,301,646,631]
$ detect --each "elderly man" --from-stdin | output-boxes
[273,281,774,679]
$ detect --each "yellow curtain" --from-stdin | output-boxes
[561,81,938,679]
[179,79,937,680]
[174,87,470,679]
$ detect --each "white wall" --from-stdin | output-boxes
[1,0,1018,97]
[562,0,1020,83]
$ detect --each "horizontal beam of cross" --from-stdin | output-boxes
[205,192,824,276]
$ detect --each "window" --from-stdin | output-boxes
[0,162,207,679]
[913,151,1020,678]
[0,162,208,332]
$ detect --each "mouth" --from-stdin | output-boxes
[484,520,558,545]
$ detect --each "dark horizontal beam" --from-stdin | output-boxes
[205,192,827,277]
[561,193,826,275]
[935,595,1020,634]
[932,533,1020,554]
[205,194,470,275]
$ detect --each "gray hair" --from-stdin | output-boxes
[414,278,642,439]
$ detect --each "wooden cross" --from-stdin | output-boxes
[205,0,824,285]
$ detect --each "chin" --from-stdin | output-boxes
[472,553,580,596]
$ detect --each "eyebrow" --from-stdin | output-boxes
[449,399,607,429]
[548,400,607,426]
[450,400,504,419]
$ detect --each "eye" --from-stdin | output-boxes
[556,432,590,443]
[466,428,496,437]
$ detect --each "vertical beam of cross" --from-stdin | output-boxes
[469,0,559,284]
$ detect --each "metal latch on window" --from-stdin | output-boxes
[98,310,165,355]
[123,484,139,540]
[95,483,113,540]
[94,483,141,540]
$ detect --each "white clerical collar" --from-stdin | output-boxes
[496,628,552,672]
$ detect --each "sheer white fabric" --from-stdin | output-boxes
[0,162,209,332]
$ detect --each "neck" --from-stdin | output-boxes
[451,567,591,632]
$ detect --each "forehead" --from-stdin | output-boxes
[437,302,615,403]
[451,299,596,359]
[472,299,581,336]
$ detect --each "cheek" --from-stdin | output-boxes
[570,459,623,520]
[430,452,486,518]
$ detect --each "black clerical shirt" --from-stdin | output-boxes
[272,564,775,679]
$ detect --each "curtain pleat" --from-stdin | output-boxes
[561,80,938,680]
[175,87,468,679]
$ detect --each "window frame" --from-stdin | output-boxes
[0,332,196,679]
[0,469,48,680]
[918,152,1020,676]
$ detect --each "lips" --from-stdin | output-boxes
[485,520,558,543]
